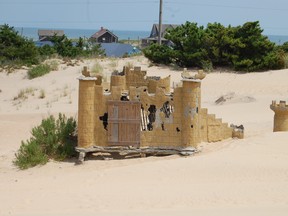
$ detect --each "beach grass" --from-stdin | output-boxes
[27,64,52,79]
[91,62,104,76]
[14,87,36,101]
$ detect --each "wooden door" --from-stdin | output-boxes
[107,101,141,147]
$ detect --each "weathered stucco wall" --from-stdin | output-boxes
[78,66,236,149]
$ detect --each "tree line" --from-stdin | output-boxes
[1,22,288,72]
[0,24,104,68]
[143,21,288,72]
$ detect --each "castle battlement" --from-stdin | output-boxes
[76,66,243,161]
[270,100,288,132]
[270,100,288,112]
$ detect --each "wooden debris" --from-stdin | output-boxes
[75,146,197,163]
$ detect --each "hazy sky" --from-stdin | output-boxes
[1,0,288,35]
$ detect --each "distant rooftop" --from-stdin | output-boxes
[38,30,64,37]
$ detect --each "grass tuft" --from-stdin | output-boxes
[14,87,36,101]
[91,62,103,76]
[39,89,46,99]
[125,62,134,70]
[27,64,52,79]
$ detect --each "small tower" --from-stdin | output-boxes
[78,67,97,148]
[270,100,288,132]
[181,70,206,147]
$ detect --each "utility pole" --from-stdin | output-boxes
[158,0,163,45]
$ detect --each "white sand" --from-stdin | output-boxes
[1,56,288,216]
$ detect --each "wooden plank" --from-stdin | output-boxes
[107,101,141,147]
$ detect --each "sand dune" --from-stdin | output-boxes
[0,56,288,216]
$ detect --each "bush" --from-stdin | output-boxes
[38,44,56,57]
[284,53,288,68]
[279,41,288,53]
[14,140,49,169]
[14,113,77,169]
[143,43,172,65]
[27,64,51,79]
[0,24,39,67]
[144,21,284,72]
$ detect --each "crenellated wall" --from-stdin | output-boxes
[78,66,237,149]
[110,66,170,94]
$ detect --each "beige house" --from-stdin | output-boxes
[76,66,243,161]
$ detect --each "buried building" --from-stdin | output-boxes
[76,66,242,161]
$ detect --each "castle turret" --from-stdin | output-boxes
[181,79,202,147]
[77,67,97,148]
[270,100,288,132]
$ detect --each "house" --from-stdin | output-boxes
[38,29,64,41]
[90,27,118,43]
[141,24,179,47]
[100,43,141,57]
[76,66,244,162]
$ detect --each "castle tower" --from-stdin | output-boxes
[78,76,97,148]
[110,75,126,91]
[181,79,202,147]
[270,100,288,132]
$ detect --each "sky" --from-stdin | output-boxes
[1,0,288,35]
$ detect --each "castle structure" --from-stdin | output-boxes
[270,100,288,132]
[77,66,242,160]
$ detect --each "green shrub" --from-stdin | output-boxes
[27,64,51,79]
[38,44,56,57]
[284,53,288,68]
[144,21,284,72]
[143,43,172,65]
[280,41,288,52]
[0,24,39,67]
[14,113,77,169]
[14,140,48,169]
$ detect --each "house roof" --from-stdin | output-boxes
[38,30,64,37]
[150,24,179,38]
[100,43,140,57]
[90,27,118,39]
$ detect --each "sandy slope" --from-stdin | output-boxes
[0,56,288,216]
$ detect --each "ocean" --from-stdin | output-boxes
[15,27,288,44]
